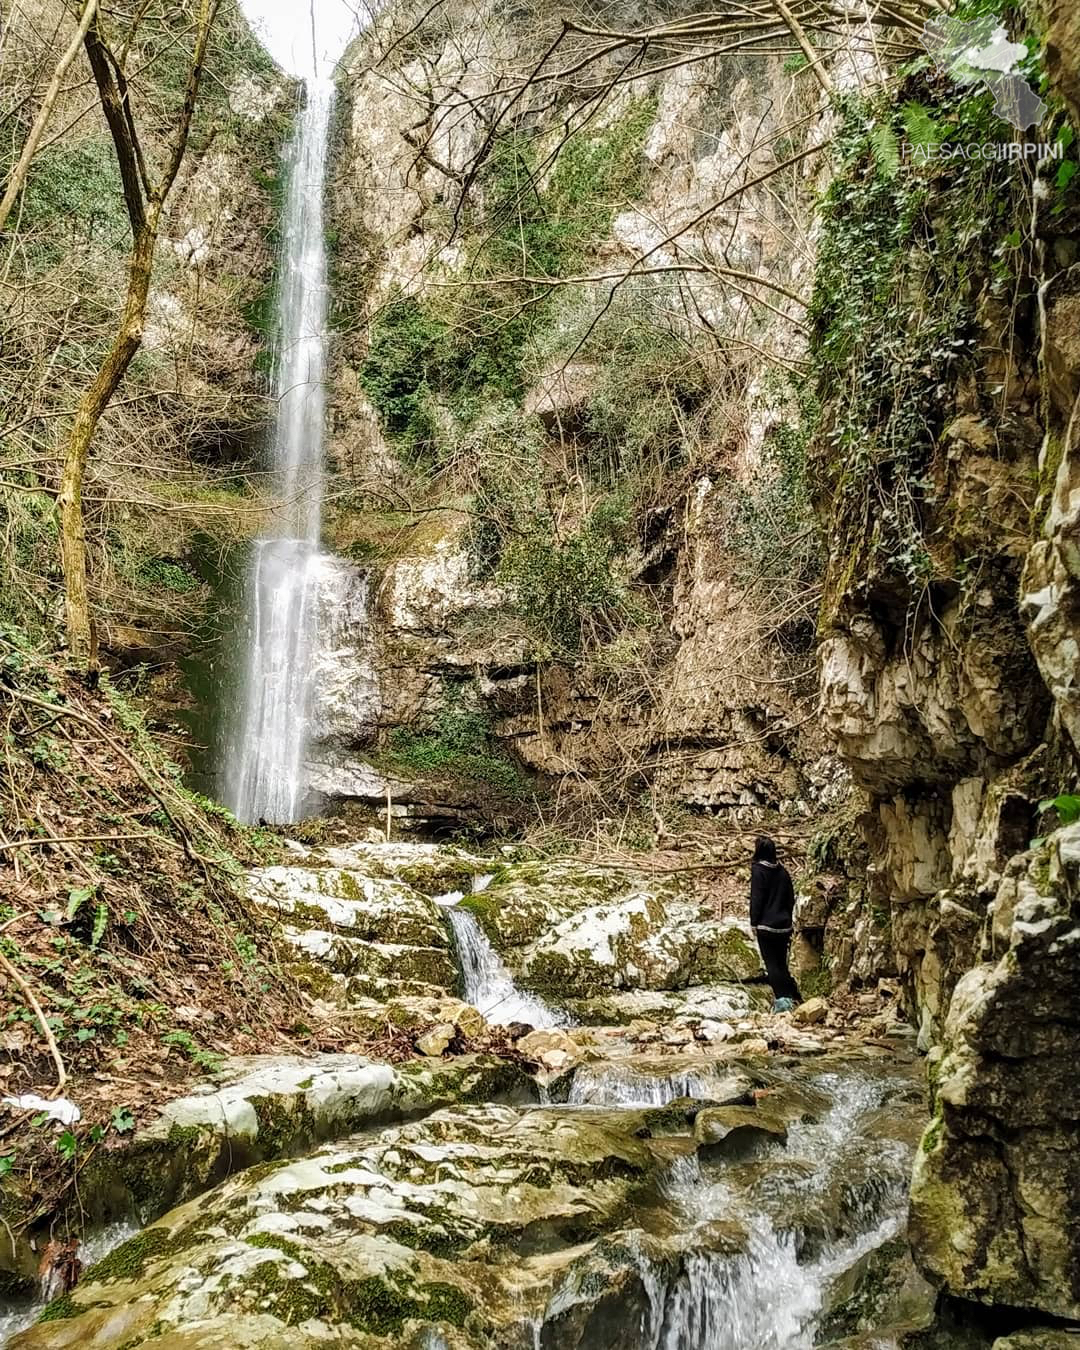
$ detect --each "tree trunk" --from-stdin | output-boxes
[0,0,100,234]
[59,218,157,664]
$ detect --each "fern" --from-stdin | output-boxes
[869,123,900,180]
[901,101,942,153]
[91,902,108,950]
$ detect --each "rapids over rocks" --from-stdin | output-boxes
[4,844,931,1350]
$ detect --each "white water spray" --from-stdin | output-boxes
[226,80,334,824]
[446,907,567,1028]
[568,1064,724,1107]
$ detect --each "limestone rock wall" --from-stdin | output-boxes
[811,7,1080,1334]
[320,0,839,820]
[909,824,1080,1321]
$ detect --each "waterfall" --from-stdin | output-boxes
[226,80,334,825]
[446,908,567,1029]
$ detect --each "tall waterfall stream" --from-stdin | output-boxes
[226,80,334,825]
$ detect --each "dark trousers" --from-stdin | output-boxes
[756,928,801,1003]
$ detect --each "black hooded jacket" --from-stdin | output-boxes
[750,860,796,931]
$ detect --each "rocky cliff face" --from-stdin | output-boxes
[808,6,1080,1336]
[314,0,841,829]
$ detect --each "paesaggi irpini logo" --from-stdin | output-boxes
[904,13,1060,164]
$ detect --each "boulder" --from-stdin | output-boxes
[245,866,450,949]
[561,984,767,1026]
[504,891,761,998]
[282,928,457,998]
[415,1023,457,1056]
[457,860,635,951]
[792,996,829,1026]
[992,1335,1080,1350]
[694,1103,789,1151]
[517,1028,582,1071]
[244,855,462,1001]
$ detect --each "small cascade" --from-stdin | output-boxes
[446,907,566,1028]
[541,1071,912,1349]
[0,1220,138,1343]
[568,1064,722,1107]
[225,79,335,825]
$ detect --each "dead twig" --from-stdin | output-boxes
[0,946,68,1095]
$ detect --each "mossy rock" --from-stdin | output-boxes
[246,866,450,948]
[6,1054,541,1304]
[681,923,764,983]
[11,1103,673,1348]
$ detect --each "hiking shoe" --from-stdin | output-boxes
[773,997,796,1014]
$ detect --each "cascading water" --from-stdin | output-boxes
[568,1063,724,1107]
[225,79,334,825]
[0,1221,137,1343]
[548,1070,915,1350]
[446,907,567,1028]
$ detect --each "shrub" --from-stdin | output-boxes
[498,495,642,654]
[385,686,533,799]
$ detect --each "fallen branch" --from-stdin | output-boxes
[0,947,67,1095]
[0,831,169,853]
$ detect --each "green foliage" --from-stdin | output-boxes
[385,686,532,799]
[868,123,900,180]
[461,402,654,655]
[360,100,657,467]
[359,298,452,459]
[810,87,1032,603]
[579,310,710,490]
[482,99,656,281]
[91,902,108,950]
[1032,792,1080,845]
[15,136,127,253]
[499,495,642,654]
[900,102,942,152]
[162,1029,224,1073]
[66,886,95,921]
[111,1106,136,1134]
[130,555,203,595]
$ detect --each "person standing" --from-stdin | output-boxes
[749,835,802,1012]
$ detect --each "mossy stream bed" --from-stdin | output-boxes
[1,1045,931,1349]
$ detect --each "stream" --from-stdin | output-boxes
[2,903,926,1349]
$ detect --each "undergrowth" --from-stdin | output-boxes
[0,624,334,1244]
[381,684,534,801]
[0,0,292,649]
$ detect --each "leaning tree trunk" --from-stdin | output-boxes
[58,0,219,671]
[59,218,157,664]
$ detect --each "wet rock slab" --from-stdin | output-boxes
[11,1104,677,1349]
